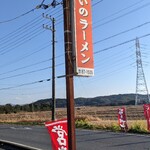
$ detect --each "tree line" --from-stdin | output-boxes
[0,94,147,114]
[0,103,51,114]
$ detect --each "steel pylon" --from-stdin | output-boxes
[135,38,150,105]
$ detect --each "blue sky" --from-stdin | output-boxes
[0,0,150,104]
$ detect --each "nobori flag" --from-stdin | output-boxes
[118,107,128,129]
[143,104,150,131]
[45,119,68,150]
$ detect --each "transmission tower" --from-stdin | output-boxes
[135,37,150,105]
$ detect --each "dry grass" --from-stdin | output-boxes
[0,105,147,132]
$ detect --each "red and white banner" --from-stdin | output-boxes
[72,0,94,77]
[45,119,68,150]
[118,107,128,130]
[143,104,150,131]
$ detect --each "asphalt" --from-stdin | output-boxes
[0,125,150,150]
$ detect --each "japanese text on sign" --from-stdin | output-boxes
[45,119,68,150]
[52,125,67,150]
[73,0,94,76]
[118,107,128,130]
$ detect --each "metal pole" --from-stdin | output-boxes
[51,18,56,121]
[63,0,76,150]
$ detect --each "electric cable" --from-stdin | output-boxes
[0,59,51,76]
[0,67,51,81]
[0,8,36,24]
[94,1,150,28]
[0,29,46,55]
[94,21,150,44]
[93,0,145,24]
[92,0,103,6]
[0,0,57,24]
[0,8,61,43]
[0,78,51,90]
[94,32,150,54]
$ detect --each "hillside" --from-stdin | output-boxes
[0,94,148,114]
[34,93,148,107]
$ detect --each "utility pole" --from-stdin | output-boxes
[43,14,56,120]
[135,37,150,105]
[63,0,76,150]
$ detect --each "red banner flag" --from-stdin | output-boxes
[45,119,68,150]
[118,107,128,131]
[143,104,150,131]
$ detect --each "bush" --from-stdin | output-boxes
[129,124,147,133]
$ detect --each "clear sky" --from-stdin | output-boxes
[0,0,150,104]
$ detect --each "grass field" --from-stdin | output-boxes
[0,105,148,133]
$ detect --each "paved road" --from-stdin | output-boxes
[0,125,150,150]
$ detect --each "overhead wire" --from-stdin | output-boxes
[0,0,57,24]
[0,59,64,78]
[0,67,51,81]
[95,53,135,70]
[0,9,63,55]
[92,0,103,6]
[87,64,133,83]
[94,45,135,65]
[94,32,150,54]
[2,0,149,100]
[0,78,51,91]
[0,59,51,76]
[0,8,61,43]
[0,2,66,99]
[94,1,150,28]
[94,21,150,44]
[0,42,51,68]
[93,0,145,24]
[0,30,46,55]
[0,8,36,24]
[0,13,62,55]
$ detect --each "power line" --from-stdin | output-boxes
[0,8,61,43]
[0,0,57,24]
[0,30,46,55]
[0,61,64,79]
[0,59,51,76]
[0,8,36,24]
[94,32,150,54]
[93,0,145,25]
[0,67,51,81]
[94,20,150,44]
[94,1,150,28]
[0,78,51,90]
[0,15,62,56]
[87,65,133,83]
[0,26,45,53]
[92,0,103,6]
[0,42,51,68]
[0,10,62,51]
[94,46,135,65]
[95,54,134,70]
[0,62,65,90]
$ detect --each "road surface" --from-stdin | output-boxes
[0,124,150,150]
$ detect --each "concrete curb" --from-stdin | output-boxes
[0,139,42,150]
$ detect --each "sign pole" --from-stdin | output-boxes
[63,0,76,150]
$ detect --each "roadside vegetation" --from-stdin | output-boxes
[75,115,148,134]
[0,106,149,134]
